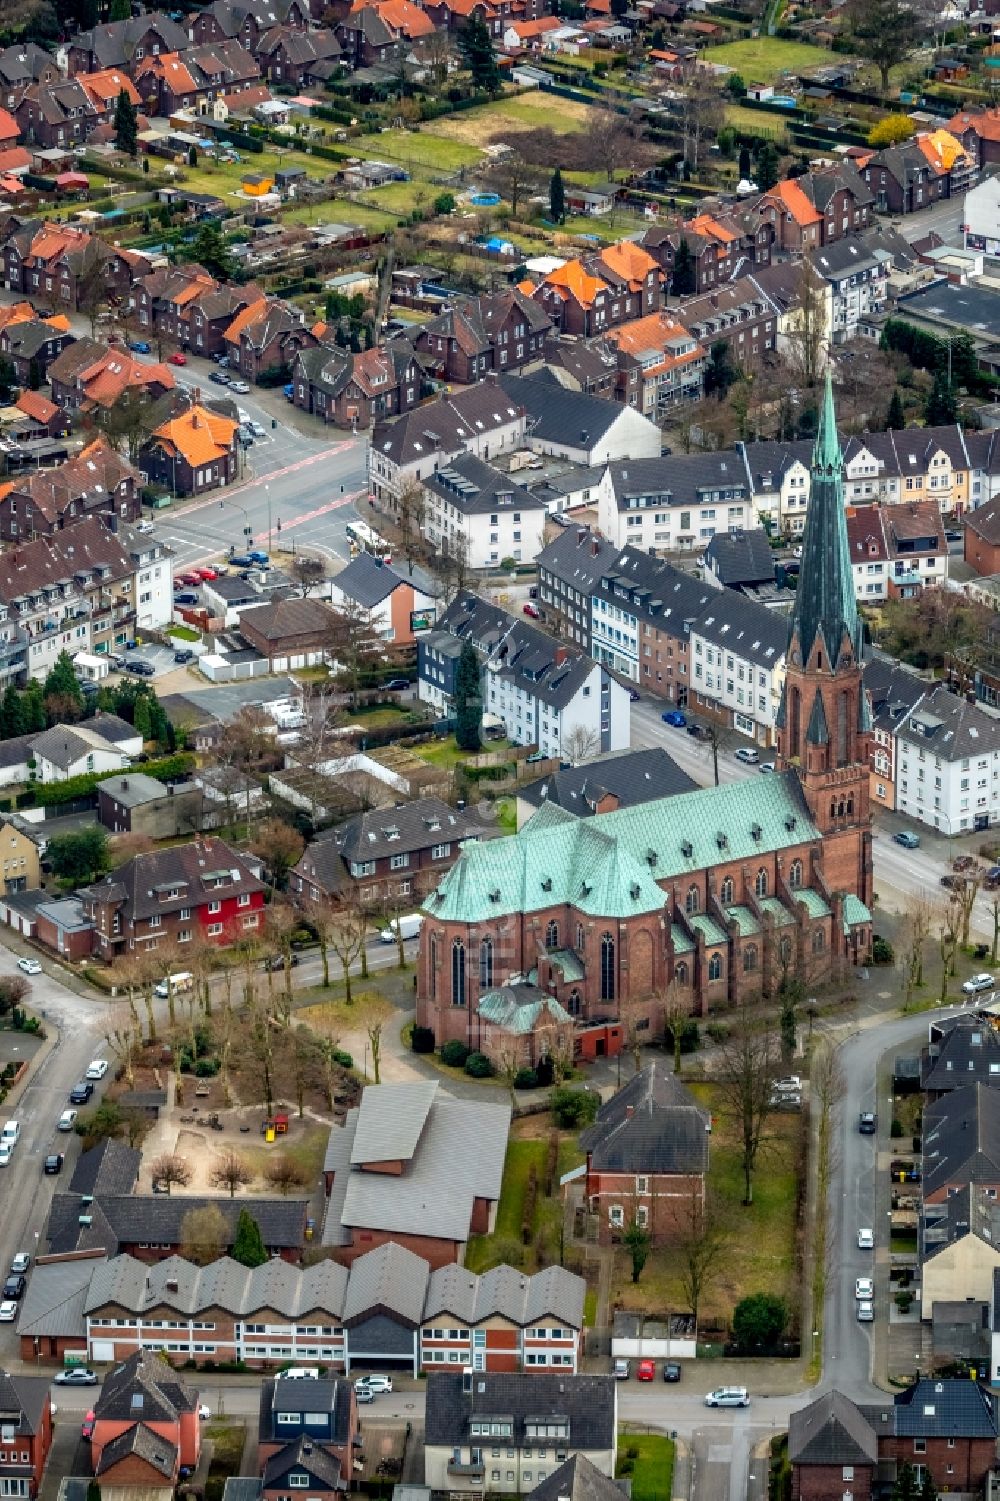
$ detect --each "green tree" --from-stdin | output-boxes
[549,167,565,224]
[755,141,780,192]
[0,355,15,404]
[671,236,695,296]
[48,827,110,885]
[133,695,151,741]
[109,0,130,17]
[725,72,746,98]
[0,685,25,740]
[738,143,752,180]
[191,222,235,281]
[925,368,957,426]
[188,144,198,167]
[704,339,736,399]
[43,650,84,723]
[893,1464,919,1501]
[623,1216,652,1283]
[457,14,501,94]
[732,1291,787,1352]
[113,87,137,157]
[550,1086,600,1128]
[917,1467,937,1501]
[231,1208,268,1267]
[886,388,905,429]
[23,681,45,733]
[454,637,482,752]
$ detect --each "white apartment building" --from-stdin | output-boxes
[688,591,787,745]
[421,453,548,569]
[594,452,754,552]
[809,237,890,345]
[895,685,1000,833]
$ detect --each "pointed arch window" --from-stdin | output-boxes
[812,928,826,954]
[545,920,559,951]
[567,989,581,1017]
[708,952,722,982]
[754,868,768,898]
[788,859,803,890]
[743,944,758,974]
[600,932,615,1002]
[675,961,689,986]
[685,885,700,915]
[479,937,494,988]
[575,922,585,953]
[451,940,466,1008]
[430,934,438,1000]
[779,935,793,964]
[720,876,734,905]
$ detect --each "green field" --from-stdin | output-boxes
[360,127,482,173]
[703,36,840,84]
[617,1434,675,1501]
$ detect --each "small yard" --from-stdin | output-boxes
[411,734,511,771]
[204,1423,245,1501]
[616,1433,675,1501]
[423,91,596,147]
[465,1116,583,1274]
[702,36,841,84]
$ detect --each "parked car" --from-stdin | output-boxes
[354,1375,393,1394]
[858,1112,877,1134]
[2,1275,25,1300]
[9,1253,30,1274]
[229,554,255,568]
[43,1154,63,1174]
[209,371,229,385]
[662,710,687,728]
[81,1413,95,1439]
[637,1360,656,1381]
[69,1083,93,1105]
[613,1359,630,1379]
[17,958,40,975]
[858,1228,874,1249]
[986,867,1000,891]
[127,340,150,354]
[264,953,300,972]
[893,830,920,849]
[57,1109,77,1132]
[857,1301,874,1322]
[0,1302,16,1322]
[2,1122,20,1148]
[85,1060,109,1080]
[385,678,410,692]
[855,1278,874,1300]
[941,873,961,890]
[963,973,995,994]
[250,422,267,439]
[355,1387,375,1404]
[54,1369,98,1386]
[247,551,269,565]
[174,649,195,665]
[168,351,187,365]
[759,762,776,774]
[229,380,250,394]
[174,592,199,606]
[735,746,760,765]
[773,1076,801,1094]
[522,602,540,619]
[663,1362,681,1382]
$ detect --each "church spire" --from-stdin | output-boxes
[786,370,861,669]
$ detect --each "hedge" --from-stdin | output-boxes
[22,752,195,809]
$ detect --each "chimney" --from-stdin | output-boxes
[554,647,567,666]
[590,539,600,558]
[121,779,128,790]
[625,1105,634,1119]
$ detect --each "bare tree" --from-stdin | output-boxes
[215,706,272,837]
[329,902,370,1005]
[211,1149,254,1199]
[783,262,828,389]
[660,979,689,1075]
[938,902,960,1006]
[149,1153,193,1195]
[992,894,1000,968]
[180,1203,229,1265]
[496,1045,521,1109]
[357,992,392,1083]
[589,98,636,184]
[305,898,336,989]
[716,1000,780,1205]
[394,478,429,578]
[678,72,722,175]
[104,1023,140,1088]
[676,1187,730,1333]
[326,597,382,711]
[289,553,327,597]
[424,26,453,85]
[251,819,306,893]
[561,725,600,766]
[485,152,544,218]
[898,895,932,1008]
[264,1155,309,1195]
[953,871,982,948]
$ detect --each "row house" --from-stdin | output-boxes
[673,272,779,371]
[78,836,265,961]
[0,438,141,542]
[0,513,171,678]
[224,296,318,382]
[367,381,527,510]
[808,234,890,344]
[857,129,977,215]
[419,449,549,569]
[742,161,873,253]
[189,0,311,51]
[66,12,191,77]
[76,69,142,129]
[946,106,1000,170]
[0,44,59,109]
[142,401,239,496]
[135,41,260,116]
[0,314,74,384]
[846,500,947,603]
[130,264,258,358]
[292,340,419,429]
[0,1371,54,1501]
[336,0,435,66]
[602,311,706,416]
[593,448,755,555]
[423,0,516,36]
[255,27,342,83]
[47,337,175,413]
[13,79,98,150]
[530,240,663,338]
[2,220,144,311]
[411,287,552,384]
[640,212,771,293]
[864,656,927,816]
[80,1243,584,1373]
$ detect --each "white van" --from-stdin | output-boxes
[154,972,195,998]
[379,914,423,944]
[278,1368,320,1381]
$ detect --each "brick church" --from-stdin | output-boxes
[416,374,874,1059]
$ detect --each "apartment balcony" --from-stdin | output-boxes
[447,1461,486,1480]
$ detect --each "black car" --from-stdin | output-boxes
[663,1362,681,1382]
[209,370,229,385]
[265,953,301,971]
[385,678,410,692]
[859,1111,877,1134]
[43,1154,63,1174]
[69,1082,93,1105]
[174,592,199,606]
[2,1275,25,1300]
[174,649,195,665]
[230,554,255,568]
[133,661,155,677]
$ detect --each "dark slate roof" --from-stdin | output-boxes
[46,1194,308,1255]
[537,527,621,598]
[0,1372,50,1437]
[331,797,498,864]
[68,1140,141,1198]
[690,587,787,671]
[531,1456,631,1501]
[425,452,547,516]
[892,1380,997,1439]
[95,1350,198,1422]
[704,527,776,587]
[96,1422,177,1480]
[898,684,1000,763]
[863,655,928,735]
[262,1436,346,1492]
[223,1483,263,1501]
[425,1372,617,1451]
[603,450,751,509]
[437,592,599,713]
[497,371,626,447]
[373,383,524,469]
[788,1392,878,1466]
[922,1183,1000,1262]
[922,1016,1000,1094]
[520,748,695,817]
[259,1378,354,1443]
[78,837,264,924]
[579,1063,709,1175]
[923,1083,1000,1196]
[332,550,413,608]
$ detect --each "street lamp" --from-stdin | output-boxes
[219,497,254,554]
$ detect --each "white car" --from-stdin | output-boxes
[855,1277,874,1300]
[198,1404,211,1420]
[57,1110,77,1132]
[857,1228,874,1250]
[16,958,40,975]
[85,1060,109,1081]
[704,1387,750,1407]
[354,1375,393,1395]
[10,1253,30,1274]
[857,1301,874,1322]
[1,1121,20,1147]
[0,1301,16,1322]
[963,973,995,994]
[773,1076,802,1095]
[0,1146,10,1168]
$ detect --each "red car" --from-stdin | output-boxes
[178,572,201,586]
[168,352,187,365]
[637,1360,656,1381]
[195,567,217,581]
[523,602,540,619]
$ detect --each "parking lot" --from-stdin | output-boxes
[121,642,182,679]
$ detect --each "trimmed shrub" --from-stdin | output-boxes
[514,1068,538,1089]
[410,1025,435,1054]
[440,1040,470,1067]
[464,1051,493,1078]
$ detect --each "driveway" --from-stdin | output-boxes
[123,641,178,679]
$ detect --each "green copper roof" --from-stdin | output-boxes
[796,888,831,920]
[671,923,695,954]
[842,894,872,929]
[690,913,726,946]
[760,896,796,927]
[424,773,821,925]
[478,987,572,1035]
[786,370,862,666]
[548,948,585,983]
[726,905,761,937]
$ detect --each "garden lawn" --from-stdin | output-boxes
[703,37,841,84]
[617,1434,675,1501]
[465,1137,546,1273]
[724,104,787,137]
[424,91,596,147]
[360,127,482,173]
